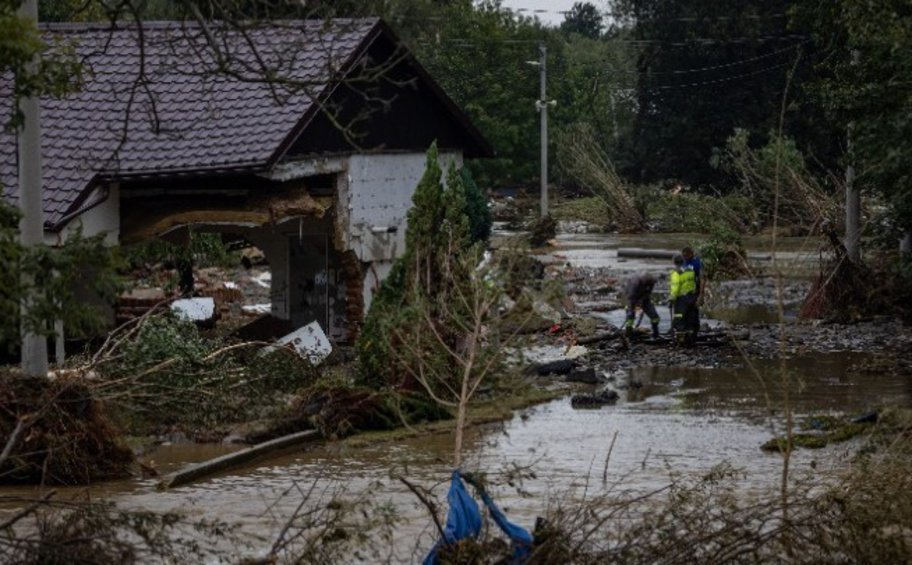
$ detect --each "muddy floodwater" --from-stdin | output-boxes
[5,351,901,562]
[2,231,905,562]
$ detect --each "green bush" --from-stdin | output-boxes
[698,225,750,280]
[0,201,122,348]
[462,167,492,243]
[550,196,612,226]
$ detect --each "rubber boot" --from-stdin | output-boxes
[651,322,660,339]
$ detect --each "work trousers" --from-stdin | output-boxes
[626,299,660,328]
[673,293,699,346]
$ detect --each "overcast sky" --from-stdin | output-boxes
[499,0,607,27]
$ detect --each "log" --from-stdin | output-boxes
[158,430,320,489]
[577,331,622,345]
[617,248,675,260]
[617,248,771,261]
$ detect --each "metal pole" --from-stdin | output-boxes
[17,0,49,376]
[539,42,548,218]
[845,49,861,263]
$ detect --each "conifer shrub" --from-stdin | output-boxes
[462,167,492,243]
[356,143,483,391]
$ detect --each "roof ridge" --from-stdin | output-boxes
[39,18,380,32]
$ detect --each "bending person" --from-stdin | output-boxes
[624,273,660,339]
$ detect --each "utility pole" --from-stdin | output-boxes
[17,0,49,377]
[535,42,553,218]
[844,49,861,263]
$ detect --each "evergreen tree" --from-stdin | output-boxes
[561,2,604,39]
[357,143,480,389]
[614,0,828,188]
[461,167,492,243]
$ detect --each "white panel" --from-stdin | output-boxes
[346,152,463,262]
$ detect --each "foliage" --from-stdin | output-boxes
[357,145,442,388]
[527,214,556,247]
[356,143,518,465]
[550,195,613,227]
[358,144,485,389]
[461,167,492,243]
[713,128,841,231]
[698,224,749,281]
[0,201,122,349]
[411,1,547,188]
[0,496,235,562]
[0,0,83,129]
[560,2,603,39]
[557,122,643,231]
[94,314,316,435]
[612,0,831,188]
[796,0,912,236]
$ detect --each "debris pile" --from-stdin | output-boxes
[0,374,134,485]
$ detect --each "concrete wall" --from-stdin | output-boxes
[338,151,463,317]
[341,152,463,263]
[246,228,291,320]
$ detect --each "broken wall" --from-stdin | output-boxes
[337,151,463,312]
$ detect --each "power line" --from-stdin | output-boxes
[551,59,794,92]
[549,39,810,76]
[418,7,792,24]
[417,33,809,48]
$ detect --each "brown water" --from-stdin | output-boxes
[0,352,899,562]
[528,232,822,277]
[0,230,892,561]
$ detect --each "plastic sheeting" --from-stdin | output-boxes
[424,471,533,565]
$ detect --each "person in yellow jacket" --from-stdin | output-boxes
[669,254,699,346]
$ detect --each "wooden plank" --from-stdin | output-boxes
[158,430,320,489]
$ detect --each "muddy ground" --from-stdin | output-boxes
[515,228,912,413]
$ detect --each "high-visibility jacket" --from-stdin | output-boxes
[669,268,697,300]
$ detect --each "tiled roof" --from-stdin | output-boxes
[0,19,378,227]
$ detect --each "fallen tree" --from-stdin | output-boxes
[0,373,133,485]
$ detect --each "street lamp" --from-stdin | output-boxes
[527,43,556,218]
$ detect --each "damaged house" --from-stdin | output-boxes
[0,19,491,342]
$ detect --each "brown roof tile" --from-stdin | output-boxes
[1,19,378,227]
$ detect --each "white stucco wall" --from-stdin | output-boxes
[44,184,120,246]
[342,152,463,263]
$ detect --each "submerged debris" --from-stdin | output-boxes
[760,412,876,452]
[570,389,619,408]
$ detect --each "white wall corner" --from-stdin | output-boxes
[45,183,120,246]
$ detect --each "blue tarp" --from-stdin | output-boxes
[423,471,533,565]
[481,491,534,562]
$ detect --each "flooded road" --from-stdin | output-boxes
[25,350,900,562]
